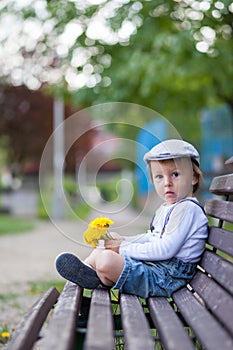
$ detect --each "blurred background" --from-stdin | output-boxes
[0,0,232,220]
[0,1,233,343]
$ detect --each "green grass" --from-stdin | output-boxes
[0,281,65,308]
[68,202,92,220]
[27,280,66,294]
[38,190,92,220]
[0,292,19,302]
[0,279,66,346]
[0,214,35,236]
[223,221,233,231]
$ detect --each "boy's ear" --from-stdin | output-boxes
[192,172,198,185]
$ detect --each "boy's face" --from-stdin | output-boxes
[150,158,198,205]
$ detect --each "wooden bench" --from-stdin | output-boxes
[6,158,233,350]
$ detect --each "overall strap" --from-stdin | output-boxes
[150,199,205,236]
[149,214,156,232]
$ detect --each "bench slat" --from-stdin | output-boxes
[205,199,233,223]
[173,288,233,350]
[209,174,233,195]
[84,288,114,350]
[200,250,233,295]
[225,157,233,171]
[190,272,233,336]
[6,287,59,350]
[120,294,154,350]
[148,297,195,350]
[225,157,233,165]
[208,226,233,256]
[39,281,82,350]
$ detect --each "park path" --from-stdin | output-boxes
[0,203,151,344]
[0,203,151,290]
[0,220,90,289]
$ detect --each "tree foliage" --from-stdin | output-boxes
[0,0,232,142]
[76,1,233,118]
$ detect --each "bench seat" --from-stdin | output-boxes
[6,163,233,350]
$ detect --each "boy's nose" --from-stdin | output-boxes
[164,176,172,186]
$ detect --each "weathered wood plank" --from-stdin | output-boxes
[205,199,233,223]
[84,288,114,350]
[120,293,154,350]
[208,226,233,256]
[225,157,233,165]
[148,297,195,350]
[200,250,233,295]
[39,282,82,350]
[225,157,233,171]
[190,272,233,336]
[173,288,233,350]
[6,287,59,350]
[209,174,233,195]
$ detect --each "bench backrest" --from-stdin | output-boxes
[5,159,233,350]
[190,171,233,337]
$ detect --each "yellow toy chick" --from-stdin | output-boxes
[83,217,114,248]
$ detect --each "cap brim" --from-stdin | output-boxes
[145,154,199,165]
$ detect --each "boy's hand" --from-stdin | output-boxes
[105,239,123,253]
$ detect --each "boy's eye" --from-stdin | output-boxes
[172,171,180,178]
[154,174,163,181]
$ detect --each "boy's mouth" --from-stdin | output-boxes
[165,191,175,196]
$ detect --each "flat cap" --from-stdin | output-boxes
[143,139,200,166]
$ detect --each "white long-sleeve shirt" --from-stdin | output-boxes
[119,198,209,263]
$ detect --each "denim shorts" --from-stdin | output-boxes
[113,256,196,299]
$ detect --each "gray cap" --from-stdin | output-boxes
[143,139,200,166]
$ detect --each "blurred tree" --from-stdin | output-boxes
[0,86,92,172]
[0,86,53,167]
[75,0,233,141]
[0,136,9,167]
[0,0,232,143]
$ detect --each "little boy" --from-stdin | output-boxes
[56,139,208,298]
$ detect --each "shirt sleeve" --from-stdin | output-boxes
[122,232,151,244]
[119,201,207,261]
